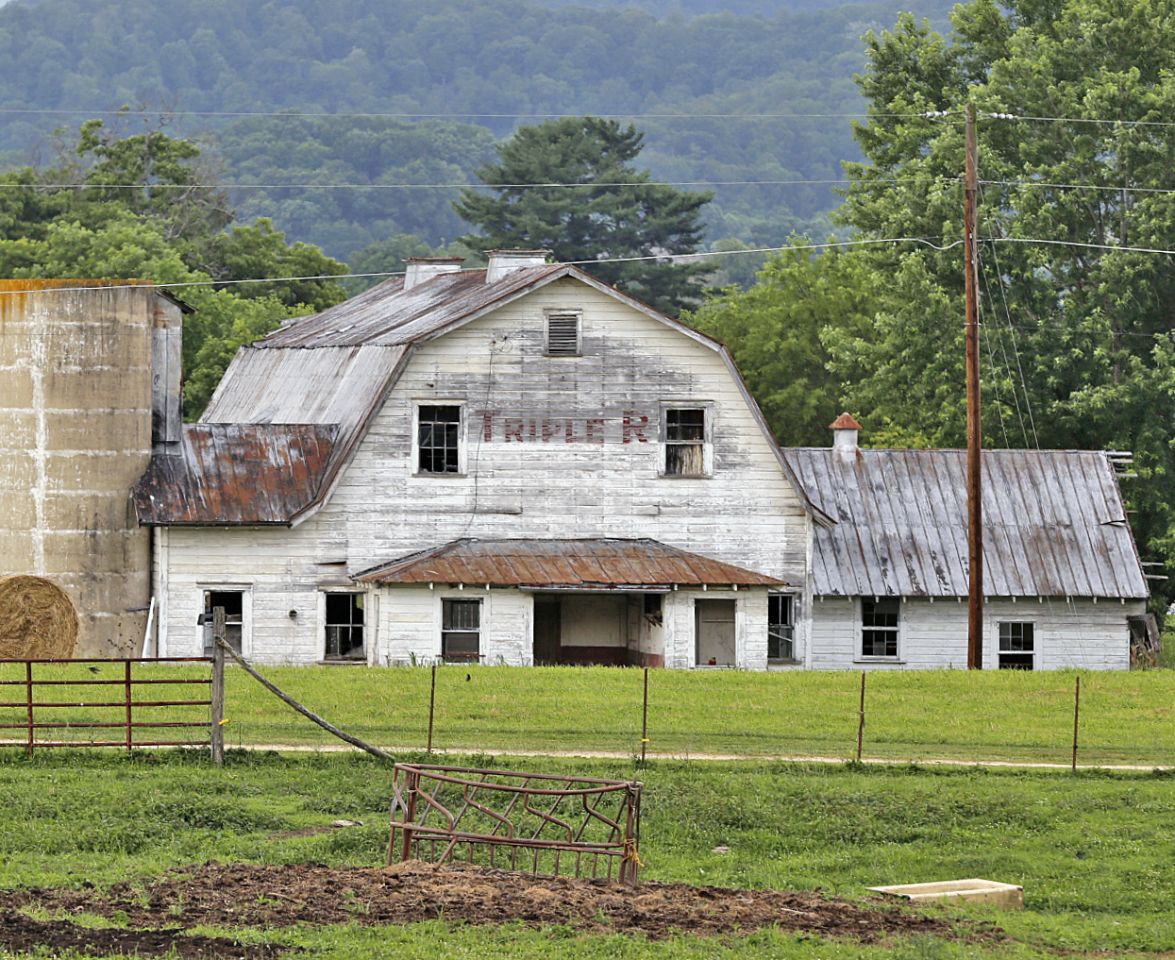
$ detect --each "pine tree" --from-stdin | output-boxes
[454,117,711,316]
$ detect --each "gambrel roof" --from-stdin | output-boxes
[137,264,822,526]
[783,447,1148,599]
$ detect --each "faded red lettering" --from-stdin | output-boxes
[482,410,499,442]
[541,419,559,442]
[622,411,649,444]
[564,419,581,443]
[504,418,524,442]
[585,418,605,444]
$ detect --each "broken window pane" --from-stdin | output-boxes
[202,590,244,655]
[768,593,795,660]
[860,599,899,658]
[442,599,481,662]
[418,405,461,473]
[998,621,1034,669]
[325,593,365,660]
[664,408,706,476]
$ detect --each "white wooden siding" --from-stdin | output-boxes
[806,597,1141,670]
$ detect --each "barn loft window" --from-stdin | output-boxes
[442,599,481,662]
[545,312,581,356]
[417,404,462,474]
[861,598,899,658]
[324,593,365,661]
[201,590,244,655]
[998,621,1035,670]
[663,407,708,476]
[768,593,796,662]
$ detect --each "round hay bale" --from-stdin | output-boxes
[0,576,79,659]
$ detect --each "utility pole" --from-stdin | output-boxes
[964,103,983,669]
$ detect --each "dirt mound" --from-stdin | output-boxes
[0,909,288,959]
[2,861,998,944]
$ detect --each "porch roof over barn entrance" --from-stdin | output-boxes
[354,538,790,591]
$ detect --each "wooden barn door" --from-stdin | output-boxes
[695,599,736,666]
[533,597,561,665]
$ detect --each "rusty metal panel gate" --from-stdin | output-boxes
[0,658,214,754]
[388,763,643,884]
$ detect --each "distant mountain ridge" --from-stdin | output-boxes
[0,0,953,260]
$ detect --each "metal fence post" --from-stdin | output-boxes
[123,660,133,754]
[1071,674,1081,773]
[211,606,226,765]
[856,670,867,763]
[640,667,649,764]
[24,661,33,757]
[426,663,437,755]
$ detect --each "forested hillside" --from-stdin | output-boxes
[0,0,952,258]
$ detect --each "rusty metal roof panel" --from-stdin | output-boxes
[256,266,565,349]
[356,538,790,589]
[134,424,338,525]
[782,448,1148,599]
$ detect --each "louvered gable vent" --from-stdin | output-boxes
[546,313,580,356]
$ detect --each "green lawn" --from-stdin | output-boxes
[2,751,1174,958]
[2,662,1174,766]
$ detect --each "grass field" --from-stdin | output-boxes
[2,750,1174,958]
[2,662,1174,766]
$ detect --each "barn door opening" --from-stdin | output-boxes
[695,599,736,666]
[533,597,561,665]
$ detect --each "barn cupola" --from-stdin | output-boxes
[485,249,551,283]
[403,257,464,290]
[829,412,862,463]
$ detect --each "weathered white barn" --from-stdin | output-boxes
[133,252,1149,670]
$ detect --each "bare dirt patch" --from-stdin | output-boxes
[1,861,1002,944]
[0,908,288,959]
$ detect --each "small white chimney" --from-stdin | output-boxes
[403,257,464,290]
[829,412,862,463]
[485,249,550,283]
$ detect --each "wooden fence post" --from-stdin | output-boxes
[210,606,226,765]
[1071,674,1081,773]
[856,670,867,763]
[426,663,437,755]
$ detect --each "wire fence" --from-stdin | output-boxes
[2,660,1173,768]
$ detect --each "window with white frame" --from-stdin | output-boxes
[545,311,581,356]
[998,621,1035,670]
[416,404,462,474]
[662,406,709,476]
[768,593,796,661]
[201,590,244,655]
[324,593,365,661]
[442,599,481,662]
[861,598,899,658]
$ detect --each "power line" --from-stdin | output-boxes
[983,179,1175,196]
[984,112,1175,129]
[0,236,959,298]
[0,176,929,192]
[0,106,940,121]
[991,237,1175,256]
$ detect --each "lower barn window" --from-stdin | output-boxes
[201,590,244,655]
[998,621,1035,670]
[442,599,481,662]
[324,593,365,661]
[768,593,796,661]
[861,598,899,658]
[417,404,461,474]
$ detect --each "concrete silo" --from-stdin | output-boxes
[0,279,183,657]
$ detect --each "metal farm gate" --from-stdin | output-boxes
[0,657,218,755]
